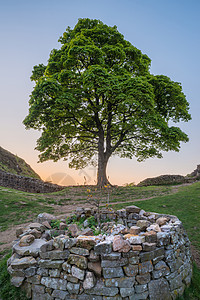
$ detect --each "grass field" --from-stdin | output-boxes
[0,182,200,299]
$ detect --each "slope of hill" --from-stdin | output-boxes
[0,146,40,179]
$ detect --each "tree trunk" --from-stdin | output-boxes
[97,152,110,187]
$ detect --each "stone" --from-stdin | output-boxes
[40,249,70,260]
[122,250,140,258]
[11,257,37,269]
[41,277,67,290]
[103,267,124,278]
[136,273,151,284]
[59,222,67,230]
[142,231,157,243]
[39,259,64,269]
[129,256,139,264]
[52,289,69,299]
[88,261,102,277]
[32,284,45,293]
[67,274,79,283]
[156,217,169,226]
[53,235,69,250]
[138,261,153,275]
[101,258,128,268]
[68,223,80,237]
[126,205,141,214]
[113,235,131,253]
[136,220,151,231]
[85,279,118,296]
[120,287,135,297]
[29,222,45,232]
[89,250,100,262]
[72,265,85,280]
[7,266,24,277]
[65,237,77,249]
[80,227,94,236]
[16,227,23,237]
[49,269,61,278]
[11,276,25,287]
[142,242,156,252]
[37,268,48,276]
[83,271,96,289]
[62,262,71,272]
[148,278,171,300]
[42,221,52,229]
[103,296,122,300]
[37,212,56,223]
[67,282,80,294]
[24,266,36,277]
[68,254,88,269]
[130,226,141,235]
[147,224,161,232]
[13,239,46,257]
[76,236,97,250]
[30,228,42,239]
[41,230,51,241]
[130,292,148,300]
[70,247,89,256]
[19,234,35,247]
[40,240,54,252]
[26,274,41,284]
[126,235,145,245]
[169,274,183,290]
[102,252,121,261]
[123,264,138,276]
[135,284,147,293]
[132,245,142,251]
[105,276,135,288]
[94,241,112,255]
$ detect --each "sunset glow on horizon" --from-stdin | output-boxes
[1,0,199,186]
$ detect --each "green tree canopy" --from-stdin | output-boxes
[23,18,191,186]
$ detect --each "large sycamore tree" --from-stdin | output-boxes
[24,18,191,186]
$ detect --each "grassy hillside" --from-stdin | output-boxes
[0,146,40,179]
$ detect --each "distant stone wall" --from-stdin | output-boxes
[8,206,192,299]
[137,175,187,187]
[0,170,64,193]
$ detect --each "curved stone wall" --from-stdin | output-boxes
[7,206,192,300]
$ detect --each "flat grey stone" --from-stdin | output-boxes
[120,287,135,297]
[103,267,124,279]
[148,278,171,300]
[13,239,46,257]
[41,277,67,290]
[39,259,64,269]
[105,277,135,288]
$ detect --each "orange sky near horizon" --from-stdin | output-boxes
[0,1,199,186]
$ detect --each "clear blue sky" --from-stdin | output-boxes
[0,0,199,185]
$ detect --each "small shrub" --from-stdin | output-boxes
[51,219,61,229]
[87,216,97,228]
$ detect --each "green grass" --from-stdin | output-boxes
[0,252,28,300]
[0,186,54,231]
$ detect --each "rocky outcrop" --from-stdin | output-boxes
[8,205,192,299]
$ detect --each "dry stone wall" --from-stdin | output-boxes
[8,207,192,300]
[0,170,64,193]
